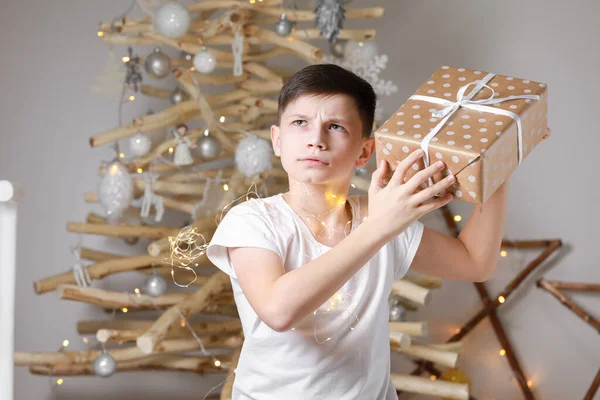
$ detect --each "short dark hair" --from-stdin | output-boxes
[277,64,377,138]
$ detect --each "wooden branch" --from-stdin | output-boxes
[67,221,178,239]
[243,62,283,83]
[34,253,168,294]
[391,374,468,400]
[545,280,600,293]
[244,25,322,63]
[394,344,459,368]
[389,331,411,349]
[247,5,385,22]
[402,272,443,289]
[28,354,231,376]
[291,28,375,41]
[137,271,231,354]
[537,279,600,334]
[391,280,431,305]
[90,100,199,147]
[78,318,241,336]
[584,367,600,400]
[389,321,427,337]
[15,336,242,366]
[238,78,282,94]
[138,265,207,288]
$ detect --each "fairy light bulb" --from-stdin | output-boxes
[82,337,89,344]
[129,95,135,101]
[169,147,174,153]
[180,319,186,328]
[119,152,125,158]
[56,378,64,385]
[454,215,462,222]
[62,340,69,347]
[219,116,226,123]
[214,360,221,367]
[97,31,104,37]
[500,250,507,257]
[122,56,130,63]
[223,184,229,191]
[499,349,506,356]
[430,375,437,381]
[122,307,128,313]
[498,295,505,304]
[137,168,143,174]
[527,380,533,388]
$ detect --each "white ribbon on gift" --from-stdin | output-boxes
[409,72,540,188]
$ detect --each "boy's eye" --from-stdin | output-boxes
[293,120,307,126]
[330,124,345,132]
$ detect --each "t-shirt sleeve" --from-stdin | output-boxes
[393,219,425,280]
[205,202,283,279]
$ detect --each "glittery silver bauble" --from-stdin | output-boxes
[193,47,216,74]
[144,274,167,297]
[274,13,293,37]
[98,161,133,224]
[129,131,152,157]
[154,1,191,39]
[170,87,188,105]
[196,133,221,161]
[235,134,274,178]
[389,304,405,322]
[144,47,172,79]
[329,38,348,58]
[93,352,117,377]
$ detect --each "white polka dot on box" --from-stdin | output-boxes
[374,65,548,205]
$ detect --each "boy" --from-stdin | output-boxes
[206,64,549,399]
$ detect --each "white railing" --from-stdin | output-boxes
[0,180,24,400]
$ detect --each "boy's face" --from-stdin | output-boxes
[271,93,374,190]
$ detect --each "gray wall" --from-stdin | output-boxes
[1,1,598,399]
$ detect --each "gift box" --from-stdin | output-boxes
[374,65,548,205]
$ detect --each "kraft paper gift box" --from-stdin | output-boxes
[374,65,548,205]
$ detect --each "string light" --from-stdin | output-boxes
[122,56,130,63]
[82,337,88,344]
[223,184,229,191]
[219,116,226,123]
[190,66,196,72]
[214,360,221,367]
[454,214,462,222]
[497,295,506,304]
[121,307,128,313]
[500,250,507,257]
[180,318,186,328]
[134,288,140,295]
[430,375,437,381]
[454,328,461,334]
[169,147,174,153]
[97,31,104,37]
[129,95,135,101]
[137,168,143,174]
[56,378,64,385]
[499,349,506,356]
[62,339,69,347]
[119,152,125,158]
[249,0,256,3]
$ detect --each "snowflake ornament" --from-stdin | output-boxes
[323,43,398,122]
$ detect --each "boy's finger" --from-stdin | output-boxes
[404,159,445,194]
[388,150,424,187]
[369,160,387,193]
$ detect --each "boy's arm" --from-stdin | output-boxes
[409,179,509,282]
[228,218,388,332]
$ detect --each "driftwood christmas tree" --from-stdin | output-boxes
[15,1,471,399]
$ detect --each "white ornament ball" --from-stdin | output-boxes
[329,39,348,58]
[144,274,167,297]
[193,48,216,74]
[128,131,152,157]
[196,134,221,161]
[93,352,117,377]
[235,135,274,178]
[344,40,379,60]
[154,1,191,39]
[98,161,133,224]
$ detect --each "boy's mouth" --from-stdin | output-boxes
[299,157,329,166]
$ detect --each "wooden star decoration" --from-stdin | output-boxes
[397,204,564,400]
[536,279,600,399]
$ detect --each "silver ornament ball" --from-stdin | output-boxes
[93,352,117,377]
[275,13,293,37]
[344,40,379,60]
[144,47,172,79]
[196,133,222,161]
[129,131,152,157]
[389,304,405,322]
[329,39,348,58]
[170,87,188,105]
[144,274,167,297]
[193,47,216,74]
[154,1,191,39]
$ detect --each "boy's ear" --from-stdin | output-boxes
[355,137,375,168]
[270,124,281,157]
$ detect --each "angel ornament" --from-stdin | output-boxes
[173,123,196,166]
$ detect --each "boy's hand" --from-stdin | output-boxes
[368,150,455,241]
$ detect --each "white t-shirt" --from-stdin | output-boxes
[206,193,424,400]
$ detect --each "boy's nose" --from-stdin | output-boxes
[307,130,327,150]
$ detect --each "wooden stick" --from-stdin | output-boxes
[545,280,600,293]
[137,265,207,288]
[389,321,427,337]
[243,62,284,84]
[584,367,600,400]
[395,344,459,368]
[402,272,443,289]
[537,279,600,334]
[137,271,231,354]
[389,331,411,349]
[248,5,385,22]
[391,280,431,305]
[425,342,464,353]
[67,221,178,239]
[291,28,376,41]
[244,25,322,63]
[78,319,241,336]
[391,373,468,400]
[15,336,242,366]
[33,253,168,294]
[28,354,231,376]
